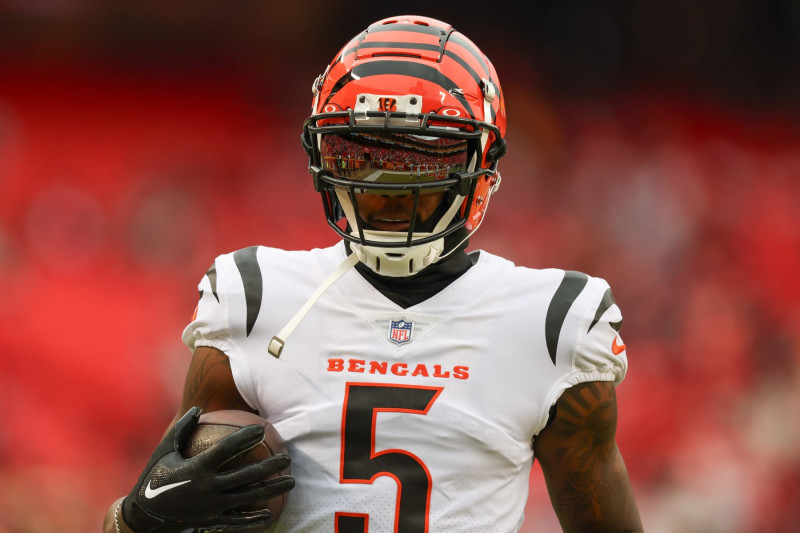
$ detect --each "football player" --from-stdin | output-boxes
[105,15,643,533]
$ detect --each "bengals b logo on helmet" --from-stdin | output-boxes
[378,97,397,112]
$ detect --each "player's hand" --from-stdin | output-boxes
[121,407,295,533]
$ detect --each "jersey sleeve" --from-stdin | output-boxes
[181,248,266,410]
[543,271,629,416]
[571,275,627,385]
[181,257,235,354]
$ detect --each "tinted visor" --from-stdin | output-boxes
[319,133,470,191]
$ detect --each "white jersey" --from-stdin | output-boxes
[182,242,627,533]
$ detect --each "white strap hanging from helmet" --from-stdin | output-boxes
[268,252,360,358]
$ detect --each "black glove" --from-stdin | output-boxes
[121,407,295,533]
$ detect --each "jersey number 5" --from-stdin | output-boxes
[339,383,443,533]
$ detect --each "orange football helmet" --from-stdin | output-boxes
[302,15,507,276]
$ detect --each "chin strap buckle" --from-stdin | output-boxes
[268,336,285,358]
[267,253,360,359]
[491,172,502,194]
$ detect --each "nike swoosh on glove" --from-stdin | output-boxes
[121,407,295,533]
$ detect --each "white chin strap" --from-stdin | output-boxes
[350,230,444,277]
[266,185,497,359]
[268,251,360,358]
[267,174,499,359]
[336,189,463,278]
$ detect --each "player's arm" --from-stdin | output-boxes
[174,344,256,420]
[534,380,643,533]
[103,346,293,533]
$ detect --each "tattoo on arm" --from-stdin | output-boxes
[184,352,232,407]
[536,381,641,531]
[178,347,252,415]
[554,382,616,525]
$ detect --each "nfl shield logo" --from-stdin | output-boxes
[389,320,413,345]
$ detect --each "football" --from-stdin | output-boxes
[182,409,290,530]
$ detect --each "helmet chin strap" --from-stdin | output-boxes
[349,230,445,277]
[268,251,360,358]
[267,181,497,359]
[336,189,464,277]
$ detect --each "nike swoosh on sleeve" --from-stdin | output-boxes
[611,336,626,355]
[144,479,192,499]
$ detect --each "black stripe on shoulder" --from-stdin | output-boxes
[233,246,262,337]
[205,263,219,303]
[587,288,616,333]
[545,271,589,364]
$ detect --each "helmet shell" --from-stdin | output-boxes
[305,15,508,274]
[313,16,507,225]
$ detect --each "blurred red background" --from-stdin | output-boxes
[0,2,798,532]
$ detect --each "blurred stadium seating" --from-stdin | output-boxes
[0,2,798,531]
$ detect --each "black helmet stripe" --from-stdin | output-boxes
[324,70,355,105]
[443,50,483,88]
[323,60,476,118]
[340,43,485,85]
[357,41,443,54]
[331,32,366,69]
[351,60,475,118]
[364,23,454,61]
[440,49,497,122]
[339,45,359,62]
[448,34,491,81]
[367,22,447,37]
